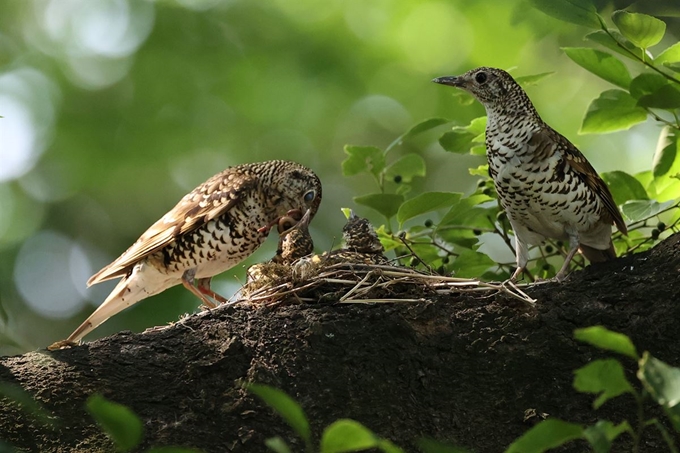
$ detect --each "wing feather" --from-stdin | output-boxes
[88,171,259,286]
[533,127,627,235]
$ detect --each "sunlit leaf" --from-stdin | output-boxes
[612,10,666,49]
[354,193,405,220]
[246,383,311,446]
[385,154,427,183]
[342,145,385,178]
[469,164,489,177]
[656,42,680,64]
[562,48,631,89]
[653,127,678,179]
[320,419,379,453]
[528,0,601,28]
[574,359,634,408]
[264,437,292,453]
[505,419,584,453]
[86,394,143,452]
[417,437,470,453]
[397,192,462,225]
[585,30,644,60]
[377,439,407,453]
[574,326,638,359]
[580,90,647,134]
[583,420,632,453]
[621,199,677,222]
[601,171,648,206]
[515,72,555,87]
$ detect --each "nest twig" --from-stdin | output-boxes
[231,260,536,307]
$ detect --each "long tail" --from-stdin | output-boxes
[66,265,173,344]
[579,242,616,263]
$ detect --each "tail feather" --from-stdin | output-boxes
[66,265,175,344]
[579,242,616,263]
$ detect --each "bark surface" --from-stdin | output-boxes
[1,234,680,453]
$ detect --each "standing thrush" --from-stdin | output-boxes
[60,160,321,345]
[433,67,627,281]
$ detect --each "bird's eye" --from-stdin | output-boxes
[303,190,315,202]
[475,72,487,84]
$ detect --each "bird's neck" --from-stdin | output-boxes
[484,95,542,139]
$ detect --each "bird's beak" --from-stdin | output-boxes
[432,76,461,87]
[298,208,312,227]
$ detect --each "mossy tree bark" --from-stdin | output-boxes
[1,235,680,453]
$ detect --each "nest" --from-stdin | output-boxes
[232,257,536,307]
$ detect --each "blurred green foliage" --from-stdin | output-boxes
[0,0,679,354]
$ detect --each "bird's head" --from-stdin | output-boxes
[432,67,520,107]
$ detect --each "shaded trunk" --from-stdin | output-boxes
[1,234,680,453]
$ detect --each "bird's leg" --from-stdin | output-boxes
[555,236,580,282]
[181,269,217,308]
[509,234,530,282]
[197,277,228,304]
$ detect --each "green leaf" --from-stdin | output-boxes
[439,130,477,154]
[621,199,677,222]
[583,420,632,453]
[638,352,680,410]
[354,193,405,220]
[585,30,644,60]
[246,383,311,447]
[320,419,378,453]
[264,437,292,453]
[528,0,601,28]
[0,383,55,426]
[385,154,427,183]
[86,394,143,452]
[574,326,639,359]
[580,90,647,134]
[449,250,495,278]
[653,127,678,179]
[377,439,407,453]
[505,419,584,453]
[515,72,555,87]
[417,438,470,453]
[601,171,649,205]
[573,359,634,409]
[342,146,386,178]
[612,10,666,49]
[397,192,462,225]
[637,84,680,109]
[656,42,680,64]
[562,48,632,89]
[401,118,450,141]
[439,117,486,155]
[629,73,669,100]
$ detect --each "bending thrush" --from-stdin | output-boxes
[64,160,321,344]
[433,67,627,281]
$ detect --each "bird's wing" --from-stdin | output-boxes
[88,171,260,285]
[531,127,627,235]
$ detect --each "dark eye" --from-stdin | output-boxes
[303,190,315,202]
[475,72,487,84]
